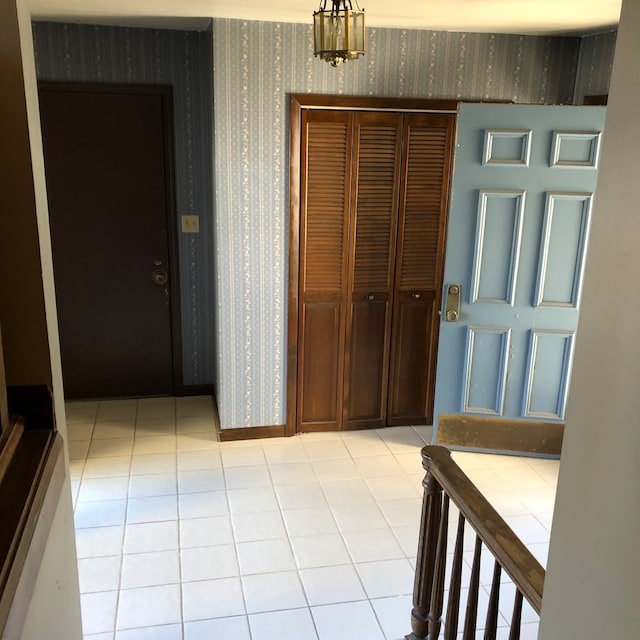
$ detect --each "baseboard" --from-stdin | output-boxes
[437,414,564,456]
[177,384,215,397]
[218,424,287,442]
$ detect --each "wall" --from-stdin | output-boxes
[9,1,83,638]
[30,19,603,429]
[32,21,215,387]
[539,0,639,636]
[212,19,581,428]
[573,29,617,103]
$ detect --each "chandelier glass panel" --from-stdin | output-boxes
[313,0,366,66]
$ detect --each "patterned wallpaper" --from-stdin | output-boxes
[32,21,215,388]
[30,19,613,429]
[573,30,617,103]
[212,19,584,429]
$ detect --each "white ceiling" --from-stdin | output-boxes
[28,0,621,36]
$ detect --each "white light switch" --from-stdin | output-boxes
[181,215,200,233]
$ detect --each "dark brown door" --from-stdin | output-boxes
[295,107,454,432]
[387,114,455,425]
[344,112,402,430]
[297,110,352,431]
[38,84,179,399]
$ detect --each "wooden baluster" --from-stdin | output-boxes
[508,590,523,640]
[406,450,444,640]
[462,535,482,640]
[427,494,450,639]
[444,513,465,640]
[483,560,502,640]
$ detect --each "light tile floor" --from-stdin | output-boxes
[66,397,558,640]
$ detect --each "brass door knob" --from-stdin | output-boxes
[152,269,168,285]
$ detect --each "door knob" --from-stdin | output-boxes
[152,269,168,286]
[366,293,375,301]
[411,292,421,299]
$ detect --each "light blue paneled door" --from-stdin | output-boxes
[433,103,606,453]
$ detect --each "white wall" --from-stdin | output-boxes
[14,1,82,638]
[539,0,640,636]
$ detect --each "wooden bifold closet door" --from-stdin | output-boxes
[296,108,454,432]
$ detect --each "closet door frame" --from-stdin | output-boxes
[287,95,458,436]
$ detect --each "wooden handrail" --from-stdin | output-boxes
[407,445,546,640]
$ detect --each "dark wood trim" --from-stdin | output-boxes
[218,424,286,441]
[1,433,64,640]
[37,81,184,394]
[176,384,215,397]
[287,95,459,436]
[583,94,608,105]
[437,414,563,456]
[290,94,459,113]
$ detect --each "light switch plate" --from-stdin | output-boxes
[181,215,200,233]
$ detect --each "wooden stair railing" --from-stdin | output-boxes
[407,445,545,640]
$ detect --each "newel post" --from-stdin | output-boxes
[406,446,449,640]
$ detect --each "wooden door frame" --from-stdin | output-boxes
[38,81,184,394]
[287,94,458,436]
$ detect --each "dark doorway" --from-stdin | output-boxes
[38,83,181,399]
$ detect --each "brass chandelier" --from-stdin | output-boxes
[313,0,366,67]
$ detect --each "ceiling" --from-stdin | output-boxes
[28,0,621,36]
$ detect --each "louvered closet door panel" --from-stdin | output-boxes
[298,110,353,430]
[388,113,455,425]
[345,112,402,429]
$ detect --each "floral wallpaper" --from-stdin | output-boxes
[30,18,616,429]
[573,30,617,103]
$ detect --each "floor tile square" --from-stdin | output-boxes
[75,500,127,529]
[268,461,318,486]
[116,624,182,640]
[81,591,118,635]
[281,506,338,537]
[355,558,415,599]
[184,616,250,640]
[275,483,327,510]
[242,571,307,613]
[182,577,245,621]
[177,431,219,452]
[330,502,388,533]
[179,490,229,519]
[377,498,422,528]
[124,521,179,554]
[78,556,122,593]
[117,584,182,630]
[321,478,374,506]
[177,450,223,471]
[311,600,385,640]
[77,477,129,503]
[128,472,177,498]
[248,608,318,640]
[366,475,420,501]
[181,544,239,581]
[178,469,225,493]
[220,445,266,467]
[290,533,351,569]
[299,565,366,606]
[133,435,177,456]
[134,417,176,436]
[176,415,217,434]
[126,495,178,524]
[88,437,134,458]
[228,486,279,514]
[91,420,135,440]
[180,515,234,548]
[370,595,414,640]
[232,510,287,542]
[121,550,180,589]
[83,456,132,479]
[343,528,405,563]
[223,464,272,490]
[130,453,176,476]
[76,525,125,559]
[236,539,296,575]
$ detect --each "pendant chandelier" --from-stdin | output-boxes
[313,0,366,67]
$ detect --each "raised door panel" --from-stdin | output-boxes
[297,110,352,430]
[388,113,455,425]
[344,113,401,429]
